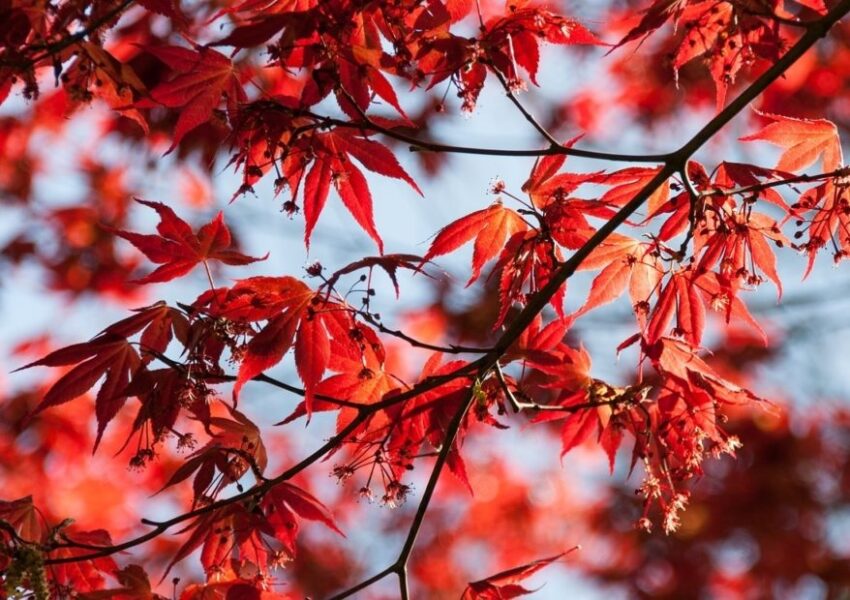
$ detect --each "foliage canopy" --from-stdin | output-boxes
[2,0,850,598]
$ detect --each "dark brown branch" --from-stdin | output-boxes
[477,0,850,370]
[331,5,850,595]
[493,361,522,413]
[492,362,636,414]
[328,82,666,164]
[677,163,702,258]
[145,348,365,409]
[328,565,396,600]
[147,345,487,414]
[329,389,476,600]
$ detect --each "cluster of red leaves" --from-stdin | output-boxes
[1,0,850,598]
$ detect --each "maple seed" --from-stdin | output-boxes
[306,262,323,277]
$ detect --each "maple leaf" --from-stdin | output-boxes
[301,131,422,252]
[644,337,762,407]
[113,200,265,284]
[491,230,565,329]
[166,482,341,578]
[0,496,46,543]
[693,210,787,298]
[693,271,767,343]
[423,201,528,285]
[164,505,269,578]
[230,278,318,402]
[160,407,268,500]
[65,43,149,133]
[79,564,163,600]
[179,580,293,600]
[598,167,669,217]
[575,234,662,329]
[506,315,570,368]
[211,277,336,416]
[142,46,246,152]
[6,0,850,593]
[332,130,422,195]
[136,0,189,28]
[741,112,843,173]
[263,482,344,539]
[49,530,119,593]
[791,179,850,275]
[713,161,791,211]
[646,270,706,347]
[615,0,688,47]
[17,334,140,448]
[483,6,599,86]
[461,552,566,600]
[521,140,602,209]
[793,0,827,12]
[616,2,785,108]
[388,354,473,486]
[279,317,394,428]
[100,301,189,363]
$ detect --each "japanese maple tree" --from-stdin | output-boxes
[1,0,850,598]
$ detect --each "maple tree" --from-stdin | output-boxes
[1,0,850,597]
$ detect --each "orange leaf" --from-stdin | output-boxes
[741,112,843,173]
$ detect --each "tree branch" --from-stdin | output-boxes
[0,0,134,69]
[492,68,561,148]
[358,311,493,355]
[329,389,476,600]
[45,410,370,564]
[306,110,671,163]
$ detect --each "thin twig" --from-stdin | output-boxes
[359,311,493,355]
[492,68,561,147]
[303,107,671,163]
[702,166,850,199]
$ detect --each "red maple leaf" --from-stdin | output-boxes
[301,131,422,252]
[423,201,528,285]
[166,482,342,577]
[741,112,843,173]
[207,277,331,415]
[113,199,265,284]
[159,407,268,501]
[461,552,568,600]
[142,46,246,151]
[18,334,140,448]
[49,530,119,593]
